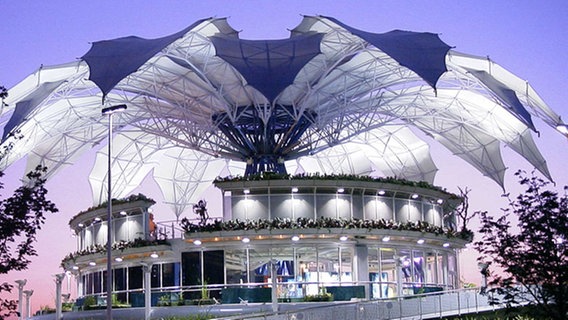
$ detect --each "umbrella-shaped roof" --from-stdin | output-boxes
[1,16,566,217]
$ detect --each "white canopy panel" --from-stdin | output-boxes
[1,16,566,217]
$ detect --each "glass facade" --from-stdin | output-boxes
[69,179,465,304]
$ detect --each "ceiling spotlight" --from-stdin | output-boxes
[89,261,96,266]
[337,188,345,193]
[411,194,419,199]
[339,236,348,241]
[382,236,390,242]
[150,252,159,259]
[94,217,101,222]
[417,239,425,244]
[72,266,79,270]
[443,243,450,248]
[243,189,250,194]
[377,190,386,195]
[291,235,300,242]
[436,199,444,204]
[115,257,123,262]
[78,223,84,227]
[193,240,202,246]
[291,187,299,193]
[120,211,127,216]
[242,237,250,243]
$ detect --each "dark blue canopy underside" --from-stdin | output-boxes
[2,80,64,141]
[81,18,216,99]
[467,69,534,130]
[323,16,451,89]
[211,33,324,102]
[80,16,451,104]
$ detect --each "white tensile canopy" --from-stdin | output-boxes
[1,16,565,217]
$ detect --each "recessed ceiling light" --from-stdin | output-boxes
[339,236,348,241]
[193,240,202,246]
[291,236,300,242]
[382,236,390,242]
[242,237,250,243]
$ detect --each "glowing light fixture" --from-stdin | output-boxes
[443,243,450,248]
[89,261,96,266]
[150,252,159,259]
[337,188,345,193]
[243,189,250,194]
[382,236,390,242]
[193,240,202,246]
[411,194,419,199]
[120,211,127,216]
[378,190,386,195]
[339,236,348,241]
[291,235,300,242]
[417,239,425,244]
[291,187,298,193]
[242,237,250,243]
[115,257,123,262]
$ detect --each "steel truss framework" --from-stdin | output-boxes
[1,16,565,217]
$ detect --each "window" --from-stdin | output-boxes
[128,266,143,290]
[182,252,201,286]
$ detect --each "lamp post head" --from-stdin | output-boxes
[54,273,66,283]
[23,290,33,297]
[15,279,27,287]
[102,104,127,115]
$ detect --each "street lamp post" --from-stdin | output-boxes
[23,290,33,320]
[54,274,65,320]
[102,104,127,320]
[15,279,26,320]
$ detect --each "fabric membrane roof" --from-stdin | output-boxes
[1,16,566,218]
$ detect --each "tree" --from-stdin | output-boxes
[0,86,59,319]
[475,171,568,320]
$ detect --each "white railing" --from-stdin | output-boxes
[155,220,186,239]
[214,288,508,320]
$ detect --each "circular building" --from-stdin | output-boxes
[63,175,468,305]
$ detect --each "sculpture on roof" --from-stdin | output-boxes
[1,16,566,217]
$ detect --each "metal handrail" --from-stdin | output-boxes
[212,287,513,320]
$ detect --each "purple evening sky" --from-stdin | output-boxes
[0,0,567,312]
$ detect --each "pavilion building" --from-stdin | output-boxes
[63,175,468,306]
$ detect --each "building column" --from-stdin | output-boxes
[15,279,26,320]
[23,290,33,319]
[142,263,153,320]
[354,244,369,299]
[55,274,65,320]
